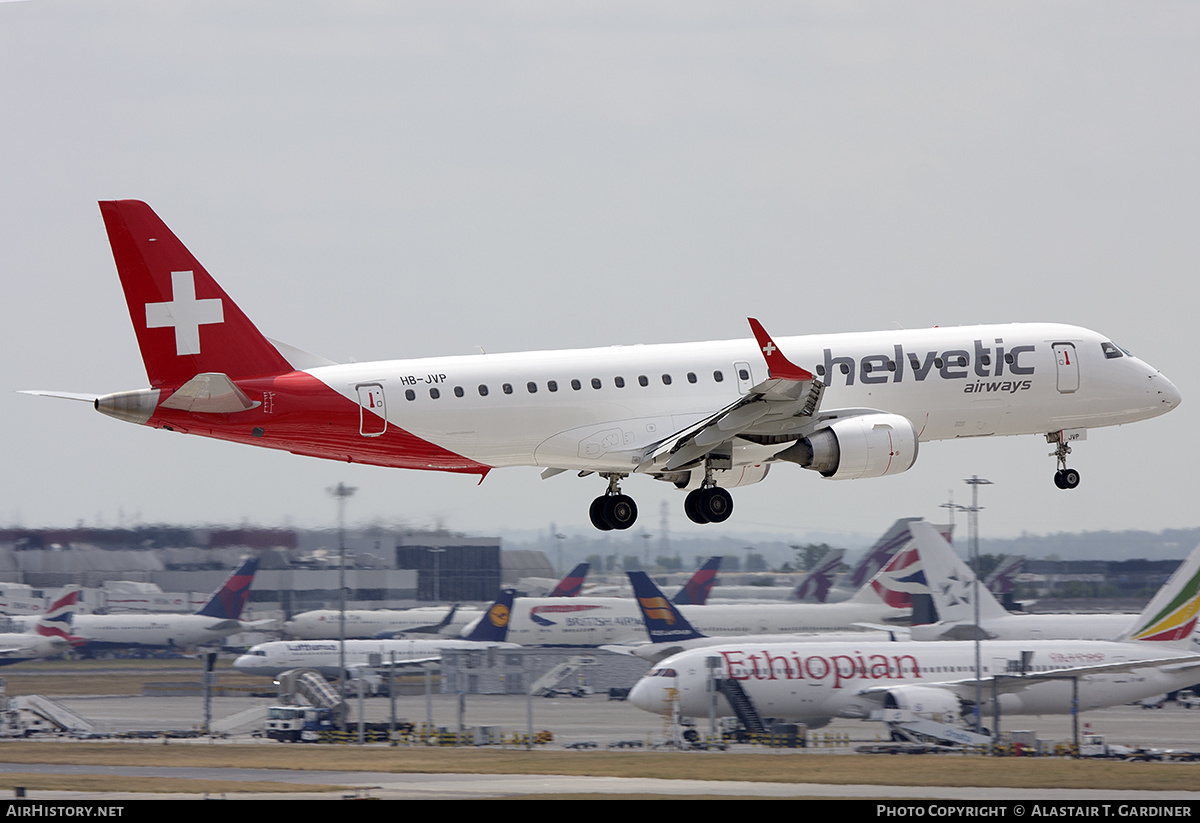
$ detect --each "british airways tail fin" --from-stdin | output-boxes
[35,586,82,646]
[672,556,721,605]
[463,589,516,643]
[196,557,260,620]
[628,572,706,643]
[1120,542,1200,647]
[98,200,294,388]
[549,563,589,597]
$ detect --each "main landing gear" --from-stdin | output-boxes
[1048,431,1081,490]
[684,486,733,524]
[589,474,638,531]
[683,466,734,524]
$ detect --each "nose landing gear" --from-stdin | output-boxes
[1048,431,1081,490]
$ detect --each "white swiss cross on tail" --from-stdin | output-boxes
[145,271,224,356]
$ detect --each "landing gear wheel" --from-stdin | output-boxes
[684,487,733,524]
[684,489,710,524]
[1059,468,1080,490]
[604,494,638,530]
[700,487,733,523]
[589,496,614,531]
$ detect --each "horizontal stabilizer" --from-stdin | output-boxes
[18,390,99,403]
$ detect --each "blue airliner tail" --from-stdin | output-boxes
[196,557,260,619]
[463,589,516,643]
[628,572,706,643]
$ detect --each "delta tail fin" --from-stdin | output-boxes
[195,557,260,620]
[549,563,590,597]
[672,556,722,606]
[98,200,294,388]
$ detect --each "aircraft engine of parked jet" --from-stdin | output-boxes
[778,413,919,480]
[882,685,965,722]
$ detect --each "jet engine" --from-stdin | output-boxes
[777,413,919,480]
[883,685,965,723]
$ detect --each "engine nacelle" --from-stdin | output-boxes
[665,463,771,491]
[778,413,919,480]
[883,685,964,723]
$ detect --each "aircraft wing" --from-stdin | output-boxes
[348,657,442,669]
[858,654,1200,704]
[0,646,38,657]
[636,319,827,473]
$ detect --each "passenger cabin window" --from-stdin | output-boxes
[738,368,750,381]
[502,383,513,395]
[548,380,558,392]
[571,379,582,391]
[614,376,625,388]
[713,370,724,382]
[661,374,672,385]
[687,372,697,383]
[429,388,440,399]
[405,389,416,401]
[591,378,602,389]
[527,382,538,394]
[454,386,464,397]
[638,375,649,387]
[478,385,489,397]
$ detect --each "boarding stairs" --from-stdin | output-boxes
[715,677,766,735]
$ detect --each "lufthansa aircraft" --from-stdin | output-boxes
[25,201,1181,530]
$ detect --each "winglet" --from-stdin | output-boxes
[748,318,812,381]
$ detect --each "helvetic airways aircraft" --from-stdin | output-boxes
[628,544,1200,729]
[25,201,1181,530]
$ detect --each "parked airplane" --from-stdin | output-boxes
[284,605,482,641]
[520,563,591,598]
[620,571,899,663]
[670,556,722,606]
[907,521,1177,641]
[0,588,85,666]
[489,549,917,647]
[23,201,1180,530]
[69,557,260,651]
[628,543,1200,730]
[234,590,519,678]
[284,562,590,640]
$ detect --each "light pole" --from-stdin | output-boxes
[963,475,992,736]
[328,481,356,725]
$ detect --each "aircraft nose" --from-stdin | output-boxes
[1150,371,1182,411]
[628,676,666,715]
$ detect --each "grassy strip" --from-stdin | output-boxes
[0,743,1195,791]
[0,773,340,795]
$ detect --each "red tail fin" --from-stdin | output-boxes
[99,200,293,387]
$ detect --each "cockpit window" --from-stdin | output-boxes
[1101,341,1124,360]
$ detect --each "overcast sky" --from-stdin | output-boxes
[2,2,1196,548]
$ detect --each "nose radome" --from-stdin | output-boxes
[1151,371,1182,410]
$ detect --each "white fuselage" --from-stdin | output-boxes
[284,607,483,640]
[71,614,240,650]
[496,597,907,647]
[233,638,519,678]
[312,322,1177,473]
[0,632,67,666]
[630,638,1200,728]
[911,613,1139,642]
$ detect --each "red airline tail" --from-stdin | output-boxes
[99,200,293,388]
